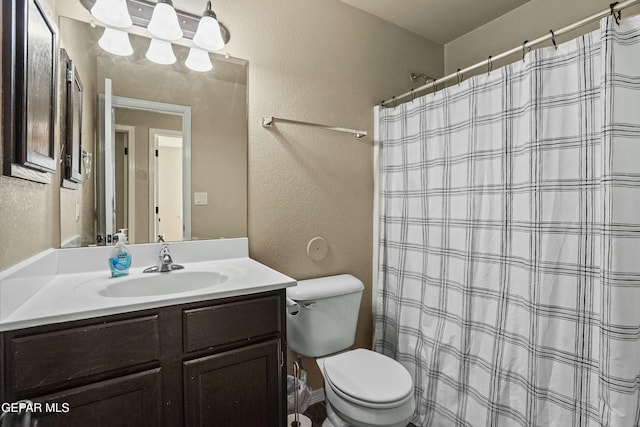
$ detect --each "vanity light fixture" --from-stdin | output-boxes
[147,0,183,41]
[98,28,134,56]
[90,0,132,28]
[146,38,177,64]
[81,0,231,72]
[193,1,225,51]
[185,48,213,72]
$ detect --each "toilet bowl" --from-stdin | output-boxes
[318,349,415,427]
[286,275,416,427]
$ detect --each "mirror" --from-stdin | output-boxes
[57,17,248,247]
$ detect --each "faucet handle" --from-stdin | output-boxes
[159,244,170,255]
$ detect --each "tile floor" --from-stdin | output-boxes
[303,401,326,426]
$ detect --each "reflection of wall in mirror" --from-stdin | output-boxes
[58,14,98,247]
[114,109,181,244]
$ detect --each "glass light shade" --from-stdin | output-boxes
[98,28,133,56]
[185,48,213,72]
[147,1,183,41]
[146,39,176,65]
[193,15,225,51]
[83,151,92,179]
[91,0,132,28]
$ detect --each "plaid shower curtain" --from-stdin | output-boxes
[374,16,640,427]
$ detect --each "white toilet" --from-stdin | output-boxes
[286,275,416,427]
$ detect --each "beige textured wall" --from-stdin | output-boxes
[445,0,640,75]
[0,176,60,268]
[59,187,80,245]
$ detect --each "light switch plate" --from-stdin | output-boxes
[194,192,208,205]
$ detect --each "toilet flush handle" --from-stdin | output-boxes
[286,297,300,315]
[286,297,298,307]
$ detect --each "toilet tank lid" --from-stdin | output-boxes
[287,274,364,301]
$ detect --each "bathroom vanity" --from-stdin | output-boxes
[1,290,285,426]
[0,239,295,427]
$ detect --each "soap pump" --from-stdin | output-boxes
[109,229,132,277]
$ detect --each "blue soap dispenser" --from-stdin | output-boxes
[109,229,132,277]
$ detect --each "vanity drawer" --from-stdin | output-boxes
[9,315,161,394]
[184,295,281,353]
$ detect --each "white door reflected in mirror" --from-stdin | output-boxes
[153,130,184,243]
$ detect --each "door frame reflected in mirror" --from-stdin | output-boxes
[114,124,136,240]
[98,81,192,243]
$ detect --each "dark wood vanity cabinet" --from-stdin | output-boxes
[184,340,282,426]
[0,290,287,427]
[30,369,162,427]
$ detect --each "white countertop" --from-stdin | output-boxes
[0,239,296,331]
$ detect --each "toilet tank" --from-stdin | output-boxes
[286,274,364,357]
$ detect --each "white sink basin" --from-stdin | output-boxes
[95,271,229,298]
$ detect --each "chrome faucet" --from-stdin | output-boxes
[143,244,185,273]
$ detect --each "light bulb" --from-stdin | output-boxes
[147,0,183,41]
[185,48,213,72]
[146,39,176,65]
[91,0,132,28]
[98,28,133,56]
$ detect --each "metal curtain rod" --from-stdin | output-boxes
[381,0,640,107]
[262,116,367,139]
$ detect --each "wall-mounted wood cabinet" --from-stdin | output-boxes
[0,290,287,427]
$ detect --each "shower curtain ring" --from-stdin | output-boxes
[550,30,558,49]
[392,96,397,108]
[610,2,621,24]
[456,69,463,85]
[410,89,415,102]
[487,56,493,74]
[432,79,438,95]
[522,40,530,62]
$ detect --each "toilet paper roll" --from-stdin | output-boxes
[287,413,312,427]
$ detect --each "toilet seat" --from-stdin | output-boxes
[322,349,413,409]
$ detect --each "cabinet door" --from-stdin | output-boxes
[184,340,282,427]
[31,369,161,427]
